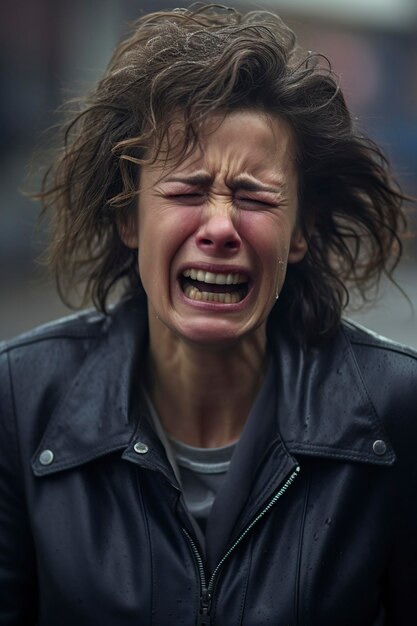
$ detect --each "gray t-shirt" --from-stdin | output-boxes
[167,435,237,532]
[142,387,236,532]
[142,360,274,538]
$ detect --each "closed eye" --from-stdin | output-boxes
[169,193,205,203]
[235,197,277,209]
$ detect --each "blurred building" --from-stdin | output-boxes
[1,0,416,345]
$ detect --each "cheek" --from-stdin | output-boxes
[239,213,294,262]
[140,203,200,239]
[138,207,200,275]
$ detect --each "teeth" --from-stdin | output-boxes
[182,269,246,285]
[184,285,242,304]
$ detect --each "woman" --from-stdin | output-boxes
[0,4,416,625]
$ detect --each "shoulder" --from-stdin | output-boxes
[0,293,147,387]
[0,308,107,398]
[0,294,146,403]
[0,308,108,440]
[342,317,417,360]
[0,307,106,356]
[341,318,417,451]
[342,318,417,383]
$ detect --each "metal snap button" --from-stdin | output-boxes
[133,442,149,454]
[372,440,387,456]
[39,449,54,465]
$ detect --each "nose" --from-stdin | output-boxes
[196,206,242,256]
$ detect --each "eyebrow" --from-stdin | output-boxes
[164,172,284,193]
[229,175,285,194]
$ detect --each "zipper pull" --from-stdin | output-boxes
[197,588,212,626]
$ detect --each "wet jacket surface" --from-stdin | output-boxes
[0,296,416,625]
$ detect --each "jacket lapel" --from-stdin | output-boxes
[269,324,396,466]
[32,298,148,477]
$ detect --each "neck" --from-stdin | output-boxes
[145,315,267,448]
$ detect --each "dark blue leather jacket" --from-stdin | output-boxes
[1,296,416,625]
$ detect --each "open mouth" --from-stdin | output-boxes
[179,268,249,304]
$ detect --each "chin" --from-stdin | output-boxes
[173,318,261,349]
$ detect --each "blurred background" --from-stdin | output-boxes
[1,0,416,345]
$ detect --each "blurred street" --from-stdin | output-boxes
[1,0,416,347]
[347,262,417,349]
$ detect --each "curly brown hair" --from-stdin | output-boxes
[37,2,409,345]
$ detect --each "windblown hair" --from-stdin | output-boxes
[37,3,409,345]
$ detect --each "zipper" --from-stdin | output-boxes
[182,528,213,625]
[183,465,300,625]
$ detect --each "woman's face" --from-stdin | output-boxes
[124,110,307,347]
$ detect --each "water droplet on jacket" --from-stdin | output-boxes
[325,517,332,525]
[313,532,319,541]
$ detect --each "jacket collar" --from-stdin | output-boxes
[269,327,395,466]
[32,297,395,477]
[32,297,148,477]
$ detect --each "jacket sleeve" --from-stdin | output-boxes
[0,350,38,624]
[352,340,417,624]
[381,354,417,625]
[384,450,417,624]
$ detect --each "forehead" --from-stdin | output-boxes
[147,110,296,184]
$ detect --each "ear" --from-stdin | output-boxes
[288,226,308,264]
[117,213,138,249]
